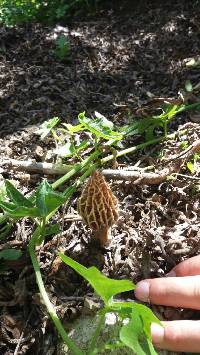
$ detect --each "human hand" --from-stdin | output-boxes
[135,255,200,352]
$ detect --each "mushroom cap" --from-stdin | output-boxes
[77,170,118,232]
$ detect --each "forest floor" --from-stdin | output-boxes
[1,0,200,354]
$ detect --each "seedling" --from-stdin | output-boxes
[186,153,200,174]
[54,34,71,62]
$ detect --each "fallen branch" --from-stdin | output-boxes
[1,159,72,175]
[102,164,181,185]
[1,158,182,185]
[2,132,198,186]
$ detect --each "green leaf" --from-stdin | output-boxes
[36,179,66,217]
[55,34,70,60]
[0,248,22,260]
[180,141,189,150]
[120,310,158,355]
[44,223,60,236]
[0,180,7,201]
[0,200,39,218]
[59,253,135,304]
[126,118,157,137]
[78,112,123,141]
[111,302,161,337]
[187,161,195,173]
[0,223,12,240]
[94,111,114,129]
[36,117,60,140]
[5,180,33,208]
[62,123,84,134]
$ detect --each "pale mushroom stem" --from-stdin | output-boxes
[95,227,109,246]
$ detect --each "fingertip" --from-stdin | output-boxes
[166,270,176,277]
[134,281,150,302]
[151,323,164,344]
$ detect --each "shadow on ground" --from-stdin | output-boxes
[0,0,200,138]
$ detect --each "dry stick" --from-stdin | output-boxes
[1,159,72,175]
[2,134,174,177]
[3,131,198,185]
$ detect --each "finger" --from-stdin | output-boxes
[151,320,200,352]
[168,255,200,277]
[135,275,200,308]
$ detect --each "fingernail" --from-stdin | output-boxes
[166,270,176,277]
[135,281,150,302]
[151,323,164,343]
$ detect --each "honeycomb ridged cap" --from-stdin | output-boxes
[77,170,118,240]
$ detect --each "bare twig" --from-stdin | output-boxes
[2,140,199,185]
[1,159,72,175]
[1,158,180,185]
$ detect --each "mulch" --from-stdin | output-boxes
[1,0,200,354]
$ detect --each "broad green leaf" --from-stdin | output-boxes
[59,253,135,304]
[0,200,39,218]
[5,180,33,208]
[126,118,157,137]
[44,223,60,236]
[94,111,114,129]
[62,123,84,134]
[111,302,161,338]
[120,310,158,355]
[78,112,122,141]
[194,153,200,162]
[36,179,66,217]
[0,248,22,260]
[36,117,60,139]
[145,125,156,141]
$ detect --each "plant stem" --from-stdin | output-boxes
[28,230,83,355]
[87,310,106,355]
[52,150,101,190]
[63,164,98,198]
[101,131,181,164]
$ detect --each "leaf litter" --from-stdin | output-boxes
[1,1,200,354]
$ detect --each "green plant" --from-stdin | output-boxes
[36,116,60,140]
[0,171,160,355]
[38,103,200,163]
[1,102,200,354]
[186,153,200,174]
[0,248,22,260]
[54,34,71,62]
[180,140,189,150]
[0,0,102,26]
[59,253,161,354]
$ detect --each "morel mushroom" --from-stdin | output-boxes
[77,170,118,245]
